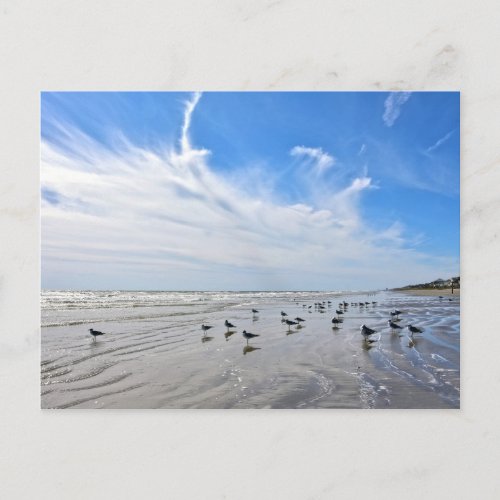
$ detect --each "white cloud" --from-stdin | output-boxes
[290,145,335,174]
[180,92,202,153]
[425,130,454,153]
[383,92,411,127]
[41,96,455,290]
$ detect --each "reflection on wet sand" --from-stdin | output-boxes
[362,339,377,351]
[225,331,236,341]
[407,336,418,348]
[201,336,214,343]
[243,345,261,355]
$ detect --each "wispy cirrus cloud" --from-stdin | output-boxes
[41,92,456,290]
[383,92,411,127]
[425,130,454,154]
[290,145,335,174]
[180,92,202,153]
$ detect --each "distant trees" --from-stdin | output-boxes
[396,276,460,291]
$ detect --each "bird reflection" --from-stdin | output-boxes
[224,331,235,341]
[362,339,377,351]
[243,345,261,355]
[201,336,214,343]
[407,336,418,348]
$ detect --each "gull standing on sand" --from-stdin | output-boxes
[285,319,298,331]
[407,324,423,335]
[331,317,342,328]
[388,320,402,330]
[224,320,236,332]
[242,330,259,344]
[89,328,106,341]
[201,324,213,334]
[360,324,377,340]
[252,309,259,314]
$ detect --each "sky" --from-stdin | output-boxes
[41,91,460,291]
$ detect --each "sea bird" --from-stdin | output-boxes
[242,330,259,344]
[285,319,298,331]
[335,309,344,317]
[360,324,377,340]
[388,320,402,330]
[224,320,236,331]
[201,324,213,334]
[280,311,288,319]
[331,317,342,328]
[252,308,259,314]
[294,317,305,323]
[407,324,423,335]
[89,328,105,341]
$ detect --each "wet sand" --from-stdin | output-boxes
[41,291,459,409]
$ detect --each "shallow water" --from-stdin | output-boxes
[41,290,460,409]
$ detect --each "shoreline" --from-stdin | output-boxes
[393,288,460,297]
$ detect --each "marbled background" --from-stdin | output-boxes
[1,1,499,498]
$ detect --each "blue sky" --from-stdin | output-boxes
[41,91,459,290]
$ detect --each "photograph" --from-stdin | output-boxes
[41,91,460,409]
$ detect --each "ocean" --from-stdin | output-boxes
[41,290,460,409]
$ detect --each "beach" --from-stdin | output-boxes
[41,290,460,409]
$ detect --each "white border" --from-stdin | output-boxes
[1,1,498,498]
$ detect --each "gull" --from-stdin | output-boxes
[201,324,213,334]
[252,308,259,314]
[89,328,105,342]
[285,319,298,331]
[335,309,344,317]
[331,317,342,328]
[388,320,402,330]
[360,324,377,340]
[224,320,236,331]
[294,317,305,323]
[242,330,259,344]
[280,311,288,319]
[407,324,423,335]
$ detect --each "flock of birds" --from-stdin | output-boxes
[86,294,456,343]
[88,299,426,348]
[198,299,426,349]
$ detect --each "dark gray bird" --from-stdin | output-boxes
[335,309,344,316]
[331,317,342,328]
[294,317,305,323]
[201,324,213,334]
[360,324,377,339]
[224,320,236,331]
[252,308,259,314]
[242,330,259,344]
[89,328,105,341]
[407,324,423,335]
[280,311,288,318]
[388,320,402,330]
[285,319,298,330]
